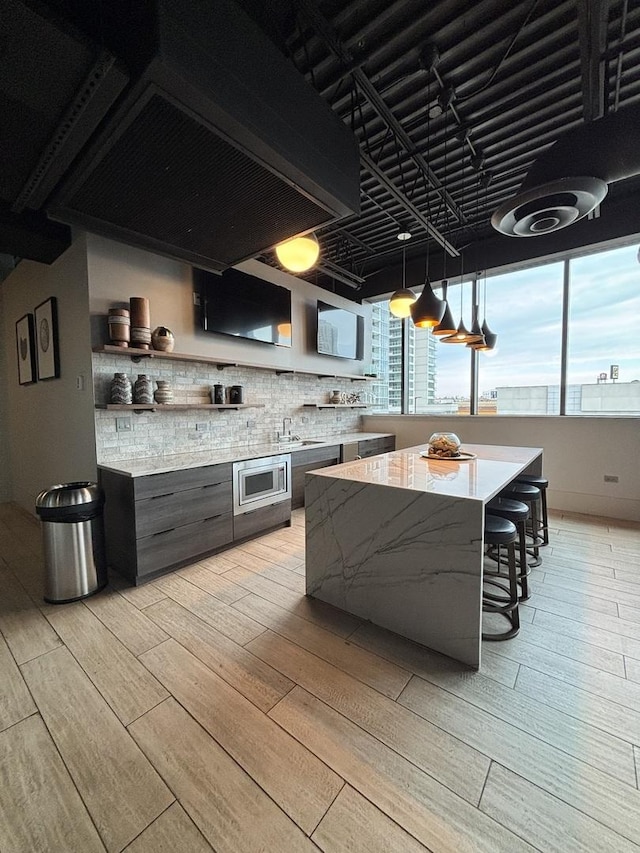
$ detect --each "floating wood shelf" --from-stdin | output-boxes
[93,345,371,381]
[302,404,368,409]
[96,403,264,412]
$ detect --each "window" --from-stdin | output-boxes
[567,245,640,415]
[478,263,564,415]
[369,243,640,417]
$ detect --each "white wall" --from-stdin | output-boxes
[2,236,97,515]
[86,233,371,373]
[363,414,640,522]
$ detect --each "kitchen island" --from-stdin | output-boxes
[305,443,542,669]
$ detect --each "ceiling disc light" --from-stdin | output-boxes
[410,278,446,328]
[274,233,320,272]
[432,281,457,336]
[397,230,412,241]
[389,288,417,317]
[491,177,607,237]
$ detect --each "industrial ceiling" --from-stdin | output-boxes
[2,0,640,300]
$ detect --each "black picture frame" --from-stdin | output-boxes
[16,314,37,385]
[34,297,60,380]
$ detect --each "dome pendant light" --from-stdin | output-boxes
[389,232,416,317]
[274,232,320,272]
[432,280,457,336]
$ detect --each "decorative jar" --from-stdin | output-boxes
[154,380,174,404]
[133,374,154,404]
[427,432,461,458]
[109,373,132,405]
[151,326,175,352]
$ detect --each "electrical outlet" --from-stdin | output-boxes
[195,422,208,431]
[76,374,85,391]
[603,474,619,483]
[246,419,256,428]
[193,291,201,306]
[300,416,309,424]
[116,417,132,432]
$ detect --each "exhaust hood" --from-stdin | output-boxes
[46,0,361,272]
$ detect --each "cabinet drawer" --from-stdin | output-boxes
[136,513,233,576]
[135,480,232,537]
[134,462,232,500]
[233,501,290,541]
[358,436,395,458]
[291,444,340,466]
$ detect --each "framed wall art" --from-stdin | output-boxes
[35,297,60,380]
[16,314,37,385]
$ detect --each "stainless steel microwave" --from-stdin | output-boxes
[233,454,291,515]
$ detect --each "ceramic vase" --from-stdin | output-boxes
[108,308,130,347]
[151,326,175,352]
[330,390,342,404]
[154,380,174,404]
[133,374,154,404]
[110,373,132,404]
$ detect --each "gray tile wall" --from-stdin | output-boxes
[93,353,368,462]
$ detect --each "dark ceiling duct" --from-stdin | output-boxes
[491,104,640,237]
[46,0,360,273]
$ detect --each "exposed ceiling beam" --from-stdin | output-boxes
[361,152,460,256]
[577,0,610,122]
[295,0,466,228]
[315,259,365,289]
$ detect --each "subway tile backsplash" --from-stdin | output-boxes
[93,353,367,462]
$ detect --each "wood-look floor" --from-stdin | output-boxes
[1,502,640,852]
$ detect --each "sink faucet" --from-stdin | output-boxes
[277,417,293,442]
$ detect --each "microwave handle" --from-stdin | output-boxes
[279,465,286,490]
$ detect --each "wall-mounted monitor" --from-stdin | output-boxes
[317,300,362,359]
[194,267,292,347]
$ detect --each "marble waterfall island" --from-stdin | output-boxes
[305,444,542,669]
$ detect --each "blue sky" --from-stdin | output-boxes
[431,243,640,397]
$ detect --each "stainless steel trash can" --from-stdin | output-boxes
[35,482,107,604]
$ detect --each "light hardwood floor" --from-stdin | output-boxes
[1,502,639,852]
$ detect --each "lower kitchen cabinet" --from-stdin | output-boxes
[99,462,234,584]
[233,500,291,541]
[358,435,396,458]
[291,444,341,509]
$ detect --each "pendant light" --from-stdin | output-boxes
[274,232,320,272]
[408,73,445,329]
[410,278,446,328]
[432,280,457,336]
[409,231,445,329]
[469,273,497,351]
[441,262,482,344]
[466,276,486,347]
[389,231,417,317]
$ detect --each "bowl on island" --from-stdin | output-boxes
[427,432,462,458]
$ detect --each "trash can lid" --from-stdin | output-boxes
[36,482,103,509]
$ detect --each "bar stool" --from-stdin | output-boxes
[485,496,531,600]
[501,482,542,567]
[515,474,550,545]
[482,513,520,641]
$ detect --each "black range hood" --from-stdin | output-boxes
[46,0,361,272]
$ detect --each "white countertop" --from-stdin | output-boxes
[310,443,543,503]
[97,432,394,477]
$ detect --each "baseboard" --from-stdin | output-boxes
[548,489,640,522]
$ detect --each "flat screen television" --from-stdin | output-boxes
[317,300,362,359]
[194,267,292,347]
